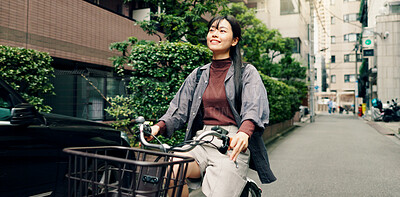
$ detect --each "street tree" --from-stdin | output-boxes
[124,0,228,44]
[0,45,55,112]
[223,3,307,100]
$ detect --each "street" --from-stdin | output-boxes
[254,113,400,196]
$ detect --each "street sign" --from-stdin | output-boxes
[363,49,374,56]
[362,37,374,48]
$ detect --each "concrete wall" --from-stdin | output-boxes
[263,118,295,144]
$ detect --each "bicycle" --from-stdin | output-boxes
[63,117,262,197]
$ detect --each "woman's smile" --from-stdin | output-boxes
[209,39,221,44]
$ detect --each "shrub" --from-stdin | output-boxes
[260,73,300,124]
[0,45,55,112]
[106,38,212,146]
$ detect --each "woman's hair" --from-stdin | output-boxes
[208,15,243,110]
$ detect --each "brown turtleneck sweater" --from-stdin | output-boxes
[157,58,254,137]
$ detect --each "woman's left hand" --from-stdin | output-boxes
[229,132,249,161]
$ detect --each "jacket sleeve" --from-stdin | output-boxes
[158,69,198,137]
[240,64,270,130]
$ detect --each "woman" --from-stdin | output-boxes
[150,15,276,197]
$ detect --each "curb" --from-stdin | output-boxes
[264,114,317,146]
[364,119,400,140]
[264,114,313,146]
[264,125,297,146]
[394,132,400,140]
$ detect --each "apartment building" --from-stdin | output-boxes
[359,0,400,110]
[0,0,162,120]
[309,0,362,112]
[253,0,311,65]
[249,0,311,109]
[375,1,400,104]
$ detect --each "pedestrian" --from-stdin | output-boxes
[148,15,276,197]
[332,101,337,113]
[328,99,333,114]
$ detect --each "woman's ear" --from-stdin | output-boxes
[231,37,239,47]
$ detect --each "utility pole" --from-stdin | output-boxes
[309,2,315,123]
[354,43,358,115]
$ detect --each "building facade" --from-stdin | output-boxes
[249,0,312,109]
[359,0,400,113]
[0,0,161,120]
[253,0,311,65]
[327,0,362,110]
[376,2,400,104]
[308,0,363,112]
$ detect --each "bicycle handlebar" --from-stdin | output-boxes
[136,117,230,153]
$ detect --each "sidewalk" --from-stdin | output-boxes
[315,111,400,140]
[362,114,400,140]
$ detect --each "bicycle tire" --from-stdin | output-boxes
[240,181,262,197]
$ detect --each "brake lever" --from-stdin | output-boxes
[217,135,231,154]
[211,126,229,135]
[140,123,152,137]
[211,126,231,154]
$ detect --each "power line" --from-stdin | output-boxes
[318,1,362,28]
[312,0,330,37]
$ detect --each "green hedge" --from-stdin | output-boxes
[106,39,212,145]
[260,73,300,124]
[0,45,55,112]
[106,38,302,145]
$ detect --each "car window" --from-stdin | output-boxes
[0,86,12,121]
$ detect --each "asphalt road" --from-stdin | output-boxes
[254,113,400,197]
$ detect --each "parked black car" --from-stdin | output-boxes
[0,78,130,196]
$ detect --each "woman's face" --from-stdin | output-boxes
[207,19,239,59]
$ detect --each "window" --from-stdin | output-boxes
[331,0,335,5]
[331,36,336,44]
[390,3,400,14]
[314,68,317,80]
[331,17,335,24]
[0,86,13,121]
[291,37,301,53]
[280,0,299,15]
[344,74,356,83]
[344,54,349,62]
[344,33,360,42]
[331,75,336,83]
[45,68,128,121]
[344,54,362,62]
[331,55,336,63]
[344,13,358,22]
[344,0,360,2]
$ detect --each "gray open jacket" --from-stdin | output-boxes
[159,62,277,184]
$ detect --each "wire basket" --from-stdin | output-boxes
[63,146,195,197]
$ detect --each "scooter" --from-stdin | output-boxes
[382,99,400,122]
[371,98,384,121]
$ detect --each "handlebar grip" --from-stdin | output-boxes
[217,135,231,154]
[140,123,152,137]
